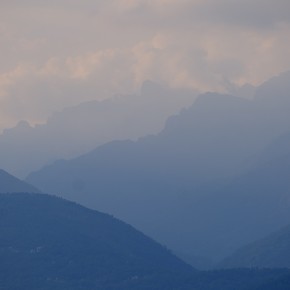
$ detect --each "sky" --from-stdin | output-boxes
[1,0,290,130]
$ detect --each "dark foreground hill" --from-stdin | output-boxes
[1,193,290,290]
[219,224,290,269]
[0,169,39,193]
[0,193,192,290]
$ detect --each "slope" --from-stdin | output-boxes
[0,169,39,193]
[1,193,290,290]
[0,192,193,290]
[219,224,290,269]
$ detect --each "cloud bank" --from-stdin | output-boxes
[0,0,290,129]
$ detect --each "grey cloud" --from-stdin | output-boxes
[115,0,290,30]
[202,0,290,29]
[0,1,290,129]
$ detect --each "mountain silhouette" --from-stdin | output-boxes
[0,192,194,290]
[26,71,290,263]
[0,81,195,178]
[1,192,289,290]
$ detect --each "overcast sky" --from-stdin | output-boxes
[1,0,290,130]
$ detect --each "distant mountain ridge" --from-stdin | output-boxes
[0,81,195,178]
[26,71,290,263]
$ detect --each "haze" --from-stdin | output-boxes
[1,0,290,130]
[1,1,290,287]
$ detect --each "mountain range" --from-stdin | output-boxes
[26,71,290,264]
[0,81,195,178]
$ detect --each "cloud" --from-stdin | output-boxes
[0,0,290,130]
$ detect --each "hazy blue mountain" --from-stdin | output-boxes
[0,81,195,178]
[1,193,289,290]
[0,169,39,193]
[26,71,290,263]
[207,127,290,259]
[26,92,260,263]
[214,129,290,269]
[219,224,290,269]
